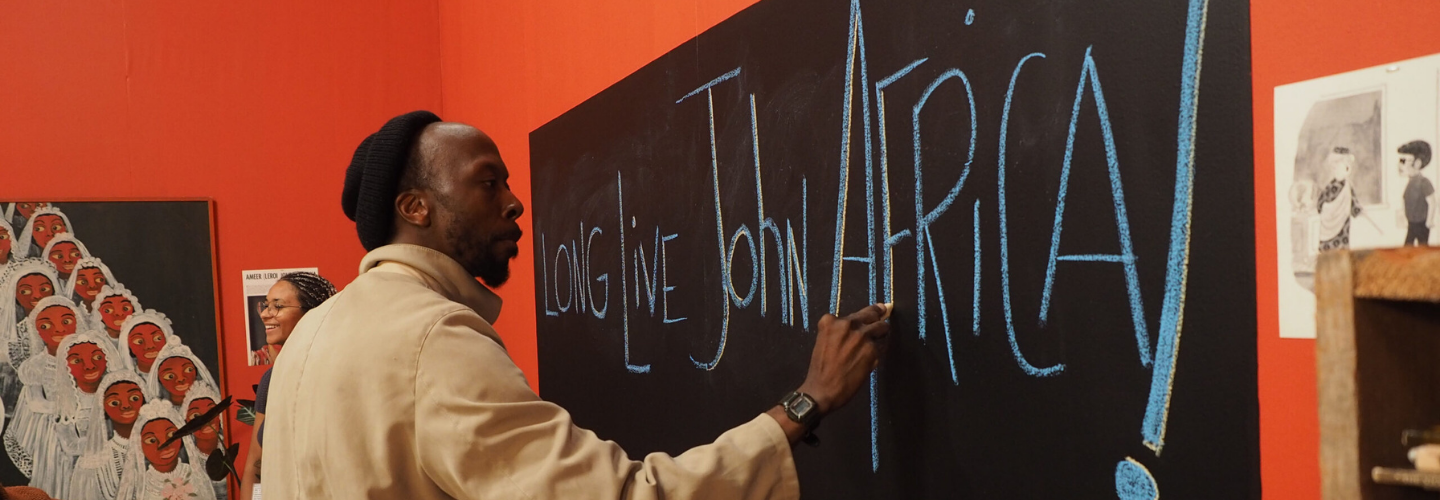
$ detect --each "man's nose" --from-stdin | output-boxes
[502,193,524,222]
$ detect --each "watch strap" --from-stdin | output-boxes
[779,391,822,446]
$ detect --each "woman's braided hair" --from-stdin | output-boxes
[277,271,338,312]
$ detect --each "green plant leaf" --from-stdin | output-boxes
[237,405,256,426]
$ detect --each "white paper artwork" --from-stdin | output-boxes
[1274,52,1440,338]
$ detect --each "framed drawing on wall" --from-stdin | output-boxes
[0,201,228,500]
[1273,51,1440,339]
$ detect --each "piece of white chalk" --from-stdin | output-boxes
[881,302,893,320]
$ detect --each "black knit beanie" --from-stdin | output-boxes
[341,110,443,251]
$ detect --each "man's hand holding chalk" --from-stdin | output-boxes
[769,302,892,445]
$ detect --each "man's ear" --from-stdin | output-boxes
[395,190,431,228]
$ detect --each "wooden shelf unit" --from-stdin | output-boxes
[1318,247,1440,500]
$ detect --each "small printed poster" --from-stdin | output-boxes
[243,267,317,365]
[1273,52,1440,338]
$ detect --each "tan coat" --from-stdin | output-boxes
[263,244,800,499]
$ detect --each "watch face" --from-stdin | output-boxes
[792,396,814,415]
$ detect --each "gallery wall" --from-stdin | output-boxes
[434,0,763,389]
[1252,0,1440,498]
[4,0,1440,498]
[0,0,756,487]
[0,0,444,483]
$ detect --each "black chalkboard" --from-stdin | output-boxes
[529,0,1257,497]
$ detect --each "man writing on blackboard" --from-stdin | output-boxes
[262,111,891,499]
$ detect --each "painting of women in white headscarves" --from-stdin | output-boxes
[0,201,226,499]
[1273,51,1440,338]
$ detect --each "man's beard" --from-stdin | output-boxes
[443,212,515,288]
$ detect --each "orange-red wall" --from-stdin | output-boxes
[0,0,760,489]
[1252,0,1440,498]
[434,0,762,390]
[0,0,444,487]
[8,0,1440,498]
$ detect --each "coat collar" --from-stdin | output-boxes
[358,244,503,324]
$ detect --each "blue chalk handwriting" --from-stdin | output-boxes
[1114,458,1159,500]
[997,52,1064,378]
[616,173,651,374]
[587,226,609,319]
[1141,0,1208,456]
[912,67,976,385]
[1037,47,1151,367]
[541,233,560,317]
[554,242,573,313]
[661,233,686,323]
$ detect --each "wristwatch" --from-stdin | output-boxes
[779,391,822,446]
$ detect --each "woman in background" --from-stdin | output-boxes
[238,271,336,499]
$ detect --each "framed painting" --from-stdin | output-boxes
[0,201,228,499]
